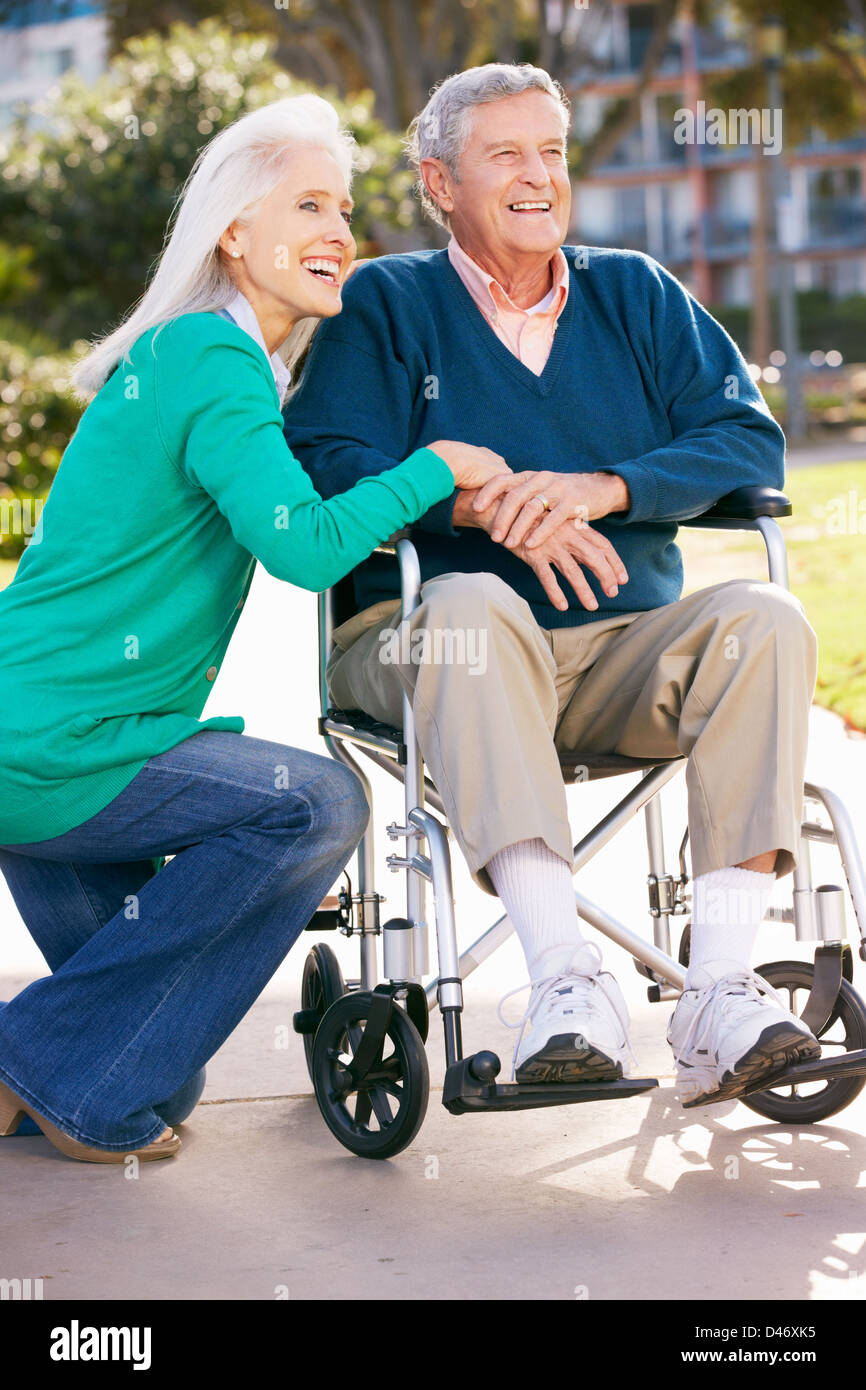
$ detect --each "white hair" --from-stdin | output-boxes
[405,63,571,229]
[72,94,357,398]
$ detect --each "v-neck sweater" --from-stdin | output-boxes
[0,311,454,844]
[282,245,785,626]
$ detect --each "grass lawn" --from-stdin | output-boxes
[2,462,864,728]
[679,461,866,733]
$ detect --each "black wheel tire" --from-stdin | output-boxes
[741,959,866,1123]
[678,921,691,968]
[311,992,429,1159]
[300,943,346,1081]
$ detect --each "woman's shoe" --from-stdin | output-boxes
[0,1080,181,1163]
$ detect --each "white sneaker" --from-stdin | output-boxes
[498,942,635,1083]
[667,959,821,1108]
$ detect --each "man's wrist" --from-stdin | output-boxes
[595,471,630,516]
[451,489,483,528]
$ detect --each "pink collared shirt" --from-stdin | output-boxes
[447,235,570,375]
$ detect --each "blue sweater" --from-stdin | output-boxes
[282,246,785,628]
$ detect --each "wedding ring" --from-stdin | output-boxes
[533,494,551,511]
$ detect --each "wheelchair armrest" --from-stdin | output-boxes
[373,527,411,556]
[680,485,791,527]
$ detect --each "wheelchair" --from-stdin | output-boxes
[292,485,866,1159]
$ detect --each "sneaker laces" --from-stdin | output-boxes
[674,968,791,1064]
[497,944,635,1080]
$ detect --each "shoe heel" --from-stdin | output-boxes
[0,1082,25,1136]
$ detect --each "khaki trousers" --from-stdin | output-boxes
[326,572,818,894]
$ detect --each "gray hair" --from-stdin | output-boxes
[405,63,571,229]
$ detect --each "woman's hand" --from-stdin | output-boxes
[426,440,510,491]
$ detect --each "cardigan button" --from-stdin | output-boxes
[205,665,217,681]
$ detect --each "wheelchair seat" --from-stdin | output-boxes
[322,568,683,780]
[324,700,680,781]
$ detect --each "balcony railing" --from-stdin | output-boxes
[574,198,866,264]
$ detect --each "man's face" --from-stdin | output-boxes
[437,90,571,264]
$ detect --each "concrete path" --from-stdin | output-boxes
[785,436,866,468]
[2,567,866,1302]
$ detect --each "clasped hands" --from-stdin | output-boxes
[454,468,631,614]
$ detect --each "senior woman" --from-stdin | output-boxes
[0,95,506,1164]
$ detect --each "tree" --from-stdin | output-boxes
[702,0,866,149]
[98,0,681,175]
[0,20,417,345]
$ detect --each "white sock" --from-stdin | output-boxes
[686,866,775,987]
[486,837,592,980]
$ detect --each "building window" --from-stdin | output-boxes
[29,46,75,79]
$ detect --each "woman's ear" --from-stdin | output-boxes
[218,222,244,260]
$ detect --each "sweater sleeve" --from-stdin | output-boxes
[282,271,461,538]
[599,262,786,526]
[155,317,455,592]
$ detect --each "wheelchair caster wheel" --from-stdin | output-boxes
[311,991,429,1159]
[297,943,346,1083]
[741,960,866,1123]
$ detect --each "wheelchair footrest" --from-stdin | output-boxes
[682,1046,866,1108]
[442,1053,658,1114]
[739,1046,866,1094]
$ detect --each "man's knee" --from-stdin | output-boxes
[747,581,817,659]
[705,580,817,659]
[420,570,522,623]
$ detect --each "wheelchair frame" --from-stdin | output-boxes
[298,486,866,1153]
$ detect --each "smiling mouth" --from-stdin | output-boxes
[508,201,553,213]
[301,258,341,285]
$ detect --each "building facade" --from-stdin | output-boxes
[0,0,108,129]
[567,0,866,307]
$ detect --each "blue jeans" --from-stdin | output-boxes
[0,731,368,1151]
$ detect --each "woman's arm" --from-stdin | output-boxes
[154,315,456,592]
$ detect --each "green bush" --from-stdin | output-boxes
[0,324,82,559]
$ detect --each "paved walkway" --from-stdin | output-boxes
[785,436,866,468]
[2,568,866,1301]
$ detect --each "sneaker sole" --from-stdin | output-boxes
[516,1033,625,1084]
[679,1022,822,1109]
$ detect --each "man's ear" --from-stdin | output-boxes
[420,157,455,217]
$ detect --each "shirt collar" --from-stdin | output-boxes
[217,289,292,403]
[447,234,570,318]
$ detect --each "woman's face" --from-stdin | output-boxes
[220,145,356,332]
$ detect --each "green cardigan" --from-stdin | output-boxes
[0,312,454,845]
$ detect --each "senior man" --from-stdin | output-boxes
[283,63,821,1106]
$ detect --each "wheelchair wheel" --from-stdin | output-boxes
[300,943,346,1081]
[311,992,429,1159]
[678,921,691,968]
[741,960,866,1123]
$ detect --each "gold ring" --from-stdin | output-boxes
[533,494,551,511]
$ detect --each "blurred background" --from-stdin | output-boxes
[0,0,864,729]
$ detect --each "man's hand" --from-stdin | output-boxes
[452,488,628,613]
[471,469,631,550]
